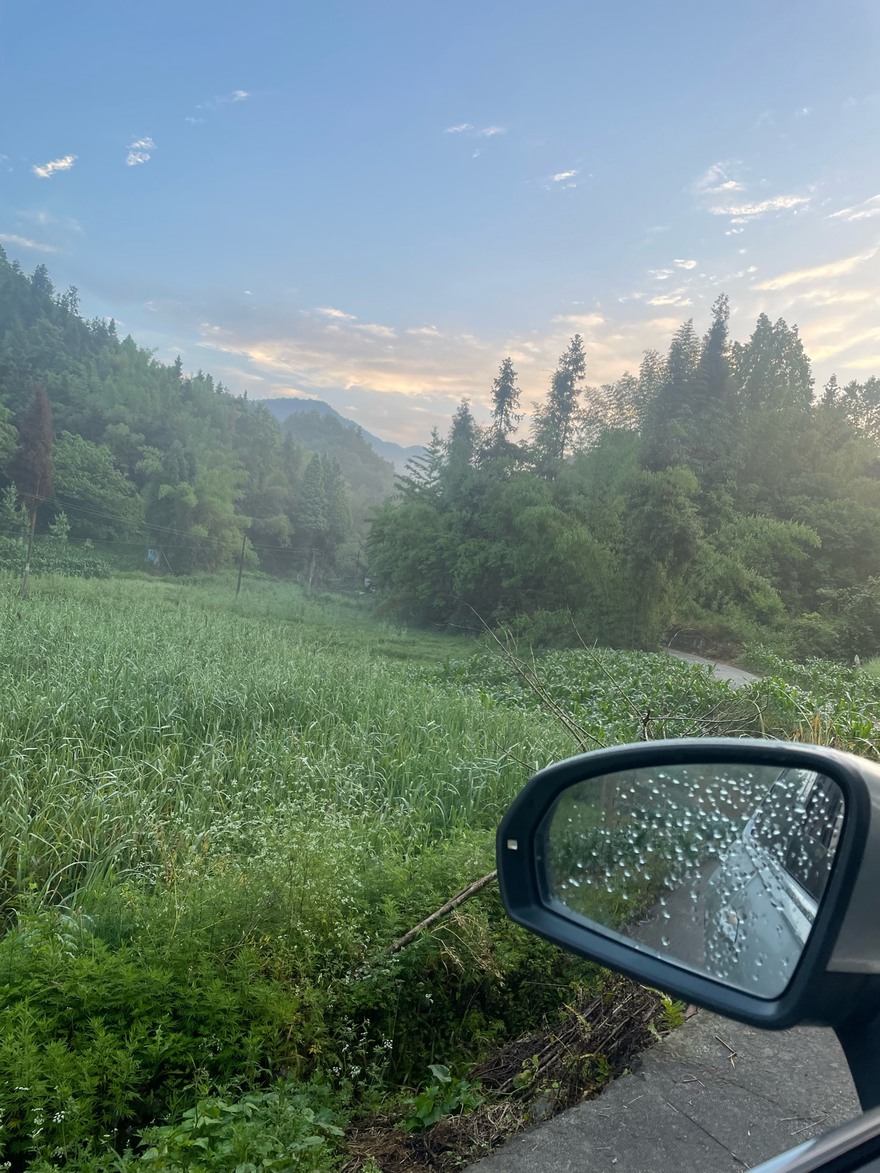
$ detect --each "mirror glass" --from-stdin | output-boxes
[542,762,845,998]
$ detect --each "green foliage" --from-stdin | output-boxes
[0,911,302,1165]
[0,254,371,584]
[370,302,880,659]
[0,574,878,1164]
[138,1087,344,1173]
[0,535,110,577]
[403,1065,482,1131]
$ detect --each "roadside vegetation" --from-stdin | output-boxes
[1,574,877,1171]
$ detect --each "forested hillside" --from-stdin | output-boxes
[369,297,880,660]
[261,395,424,471]
[0,248,389,582]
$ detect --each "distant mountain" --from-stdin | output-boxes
[259,396,424,472]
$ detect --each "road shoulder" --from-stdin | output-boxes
[466,1011,858,1172]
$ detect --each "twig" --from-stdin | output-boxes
[383,870,498,957]
[714,1034,737,1067]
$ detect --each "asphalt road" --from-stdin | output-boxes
[667,650,761,689]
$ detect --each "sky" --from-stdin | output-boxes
[2,0,880,445]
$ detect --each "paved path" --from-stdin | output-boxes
[667,650,761,689]
[468,1011,858,1172]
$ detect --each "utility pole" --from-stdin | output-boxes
[236,533,246,597]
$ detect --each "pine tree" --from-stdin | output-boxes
[531,335,587,470]
[441,399,479,501]
[396,427,444,499]
[487,357,522,458]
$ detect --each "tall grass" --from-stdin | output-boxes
[0,574,570,918]
[2,575,876,1168]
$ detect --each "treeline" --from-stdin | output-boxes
[369,297,880,659]
[0,248,393,582]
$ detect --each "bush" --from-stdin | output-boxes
[0,912,302,1166]
[136,1085,345,1173]
[0,536,111,579]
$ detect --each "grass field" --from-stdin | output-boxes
[0,572,876,1171]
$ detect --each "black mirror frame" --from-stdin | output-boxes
[497,739,872,1030]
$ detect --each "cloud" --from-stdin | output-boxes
[0,232,58,253]
[646,289,693,307]
[830,194,880,223]
[443,123,505,139]
[674,258,697,270]
[355,322,396,339]
[126,136,155,166]
[692,162,745,196]
[648,268,674,280]
[315,306,357,321]
[188,89,250,122]
[18,209,82,233]
[551,169,578,183]
[709,194,810,218]
[32,154,76,179]
[796,287,878,307]
[755,247,877,291]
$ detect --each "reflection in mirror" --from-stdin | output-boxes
[542,763,845,998]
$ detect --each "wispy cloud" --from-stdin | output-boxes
[0,232,58,253]
[692,162,744,196]
[755,247,877,291]
[32,154,76,179]
[646,289,693,307]
[18,208,82,233]
[187,89,250,123]
[830,194,880,223]
[674,258,697,270]
[126,136,155,167]
[710,194,809,218]
[355,322,396,339]
[443,123,506,139]
[551,169,578,183]
[315,306,356,321]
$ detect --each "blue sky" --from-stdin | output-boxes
[2,0,880,443]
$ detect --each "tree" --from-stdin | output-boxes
[53,431,142,538]
[8,384,54,524]
[733,313,814,412]
[441,399,479,502]
[531,335,587,470]
[0,403,17,471]
[483,357,523,464]
[396,428,444,501]
[298,454,328,588]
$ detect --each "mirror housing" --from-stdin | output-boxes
[497,739,880,1031]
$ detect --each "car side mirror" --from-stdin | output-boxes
[497,739,880,1110]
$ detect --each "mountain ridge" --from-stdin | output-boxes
[257,396,424,472]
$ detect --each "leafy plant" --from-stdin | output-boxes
[138,1086,344,1173]
[403,1065,482,1131]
